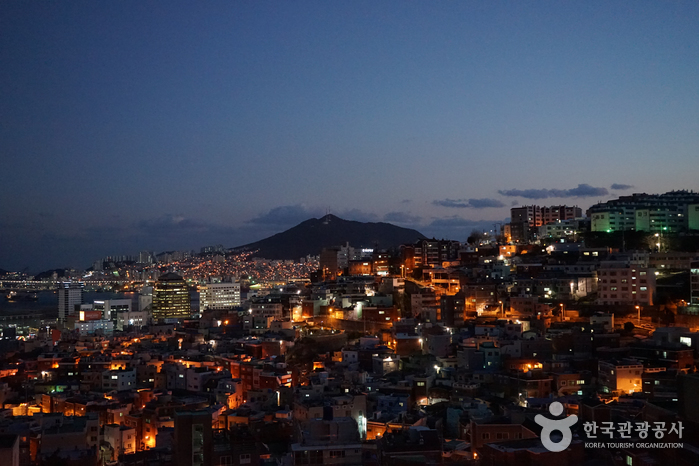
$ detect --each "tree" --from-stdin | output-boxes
[467,230,483,245]
[623,321,635,333]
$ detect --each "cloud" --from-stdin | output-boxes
[383,211,422,224]
[337,209,379,222]
[428,216,478,227]
[611,183,634,190]
[433,198,506,209]
[468,198,506,208]
[433,199,470,208]
[422,217,506,240]
[400,199,412,204]
[247,205,322,226]
[497,184,608,199]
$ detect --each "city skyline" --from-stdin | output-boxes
[2,1,699,271]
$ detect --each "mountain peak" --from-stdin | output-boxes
[234,216,425,260]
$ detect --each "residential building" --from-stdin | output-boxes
[589,190,699,232]
[596,260,655,306]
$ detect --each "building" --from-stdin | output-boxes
[152,273,191,321]
[115,310,149,331]
[691,259,699,305]
[58,282,84,323]
[541,205,583,224]
[510,205,582,242]
[94,298,133,328]
[74,318,114,335]
[589,190,699,233]
[538,218,589,240]
[0,434,19,466]
[319,247,340,280]
[104,424,136,460]
[174,411,213,466]
[598,360,644,395]
[199,282,241,310]
[102,369,137,392]
[291,416,363,466]
[378,427,442,466]
[511,205,581,227]
[511,206,543,228]
[250,296,283,321]
[595,259,656,306]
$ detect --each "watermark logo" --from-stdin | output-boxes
[534,401,578,452]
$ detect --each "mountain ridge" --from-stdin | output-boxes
[233,214,426,260]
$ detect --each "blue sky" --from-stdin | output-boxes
[1,1,698,271]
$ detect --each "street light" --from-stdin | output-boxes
[636,305,641,324]
[498,301,503,317]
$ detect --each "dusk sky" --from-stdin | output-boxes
[2,1,698,272]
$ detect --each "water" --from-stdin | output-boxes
[0,291,138,315]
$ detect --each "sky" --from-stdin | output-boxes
[1,1,698,272]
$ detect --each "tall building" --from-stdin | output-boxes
[319,247,340,279]
[511,205,543,227]
[58,282,84,323]
[510,205,582,242]
[152,273,191,321]
[403,239,461,269]
[691,258,699,306]
[138,250,153,264]
[199,282,240,310]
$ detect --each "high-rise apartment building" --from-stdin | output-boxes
[152,273,191,321]
[58,282,84,323]
[511,205,582,228]
[511,206,543,227]
[589,190,699,233]
[199,282,240,310]
[509,205,582,242]
[691,259,699,306]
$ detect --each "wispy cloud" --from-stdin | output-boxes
[498,184,608,199]
[247,205,323,227]
[383,211,421,224]
[610,183,634,190]
[433,198,506,209]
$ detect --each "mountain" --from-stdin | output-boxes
[233,215,426,260]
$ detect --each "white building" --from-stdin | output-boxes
[102,369,136,392]
[199,282,241,310]
[58,282,84,323]
[75,319,114,335]
[115,310,149,331]
[104,424,136,459]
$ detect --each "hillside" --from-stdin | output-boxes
[233,215,426,260]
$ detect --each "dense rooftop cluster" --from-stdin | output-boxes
[1,199,699,465]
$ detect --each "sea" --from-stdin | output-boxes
[0,291,139,316]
